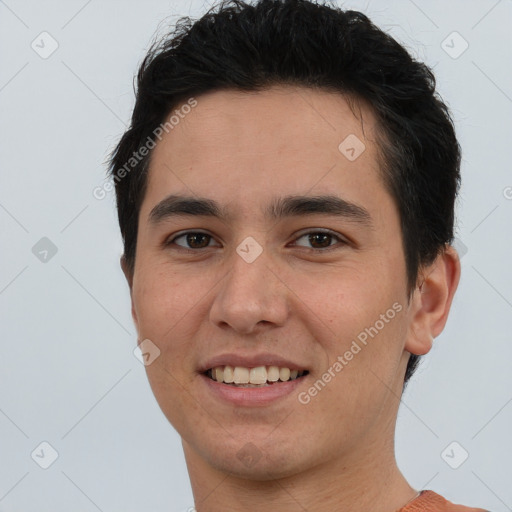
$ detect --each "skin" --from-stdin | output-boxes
[122,85,460,512]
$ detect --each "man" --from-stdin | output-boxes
[108,0,491,510]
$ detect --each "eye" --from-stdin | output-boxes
[292,229,347,251]
[168,231,219,250]
[165,229,348,252]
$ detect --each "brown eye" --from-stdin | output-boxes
[293,230,346,251]
[306,233,333,249]
[169,232,217,250]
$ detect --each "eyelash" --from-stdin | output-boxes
[165,229,348,253]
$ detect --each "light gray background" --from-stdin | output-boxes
[1,0,511,511]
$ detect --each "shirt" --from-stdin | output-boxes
[396,490,491,512]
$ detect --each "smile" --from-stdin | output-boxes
[205,365,309,387]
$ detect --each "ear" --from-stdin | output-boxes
[120,254,133,289]
[404,245,461,356]
[120,255,139,334]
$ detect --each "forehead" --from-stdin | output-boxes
[143,85,386,219]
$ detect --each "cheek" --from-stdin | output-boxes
[306,264,407,380]
[304,296,407,432]
[144,358,201,439]
[133,264,194,332]
[132,267,204,428]
[132,261,234,380]
[305,261,402,326]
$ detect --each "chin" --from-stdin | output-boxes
[210,450,303,481]
[196,432,312,481]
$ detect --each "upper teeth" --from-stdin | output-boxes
[208,366,306,385]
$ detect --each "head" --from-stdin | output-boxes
[109,0,461,480]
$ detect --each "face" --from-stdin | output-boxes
[126,85,419,480]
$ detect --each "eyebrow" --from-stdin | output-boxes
[148,194,373,228]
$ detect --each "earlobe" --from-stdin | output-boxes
[120,255,139,333]
[120,255,133,290]
[404,245,461,356]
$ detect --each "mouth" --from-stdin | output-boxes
[203,365,309,387]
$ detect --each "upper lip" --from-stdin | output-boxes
[199,353,308,373]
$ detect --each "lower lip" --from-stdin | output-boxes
[200,373,307,406]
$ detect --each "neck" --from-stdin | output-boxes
[183,431,417,512]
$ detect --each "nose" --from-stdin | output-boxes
[209,245,290,335]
